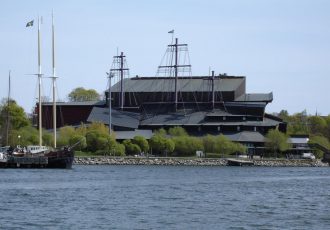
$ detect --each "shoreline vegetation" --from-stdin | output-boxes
[74,156,329,167]
[1,100,330,164]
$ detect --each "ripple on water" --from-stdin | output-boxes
[0,166,329,229]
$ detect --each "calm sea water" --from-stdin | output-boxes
[0,165,330,229]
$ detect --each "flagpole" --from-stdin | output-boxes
[52,10,57,148]
[38,15,43,147]
[171,31,174,44]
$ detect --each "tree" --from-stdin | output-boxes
[132,136,149,153]
[265,129,290,158]
[172,136,203,156]
[68,87,100,102]
[202,134,217,153]
[278,110,289,121]
[0,99,30,145]
[69,135,87,150]
[9,126,39,146]
[308,116,327,136]
[309,135,330,159]
[57,126,76,147]
[149,134,175,156]
[112,143,125,156]
[154,128,167,136]
[168,126,188,136]
[123,139,141,155]
[202,134,246,157]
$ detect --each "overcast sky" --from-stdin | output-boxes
[1,0,329,115]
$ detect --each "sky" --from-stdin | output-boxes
[1,0,329,115]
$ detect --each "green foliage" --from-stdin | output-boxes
[154,128,167,136]
[266,129,290,156]
[1,100,30,129]
[86,131,115,152]
[309,135,330,158]
[132,135,149,153]
[168,126,188,136]
[84,122,116,152]
[0,100,30,145]
[276,111,330,156]
[68,87,100,102]
[308,116,327,136]
[172,136,203,156]
[42,130,53,146]
[76,123,88,136]
[69,134,87,150]
[57,126,76,147]
[9,126,39,146]
[123,139,141,155]
[202,134,246,156]
[112,143,126,156]
[87,122,110,135]
[149,134,175,155]
[202,134,217,153]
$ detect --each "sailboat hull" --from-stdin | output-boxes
[45,148,75,169]
[0,148,74,169]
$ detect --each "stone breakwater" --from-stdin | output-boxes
[74,157,329,167]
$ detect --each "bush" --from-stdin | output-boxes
[168,126,188,137]
[132,136,149,153]
[149,134,175,156]
[112,143,126,156]
[172,136,203,156]
[57,126,76,147]
[266,129,290,157]
[9,126,39,146]
[309,135,330,158]
[69,135,87,150]
[123,140,141,155]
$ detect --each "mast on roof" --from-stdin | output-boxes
[157,37,192,111]
[110,52,129,110]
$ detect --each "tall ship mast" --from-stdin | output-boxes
[37,16,43,147]
[51,11,57,148]
[157,37,192,111]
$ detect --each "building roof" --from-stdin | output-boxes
[140,112,281,127]
[42,100,105,106]
[235,93,273,102]
[224,131,265,143]
[110,76,245,93]
[87,107,140,129]
[87,106,282,129]
[115,130,153,140]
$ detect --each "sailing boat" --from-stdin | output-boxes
[0,13,74,169]
[38,13,74,168]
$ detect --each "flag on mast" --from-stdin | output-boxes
[26,20,34,27]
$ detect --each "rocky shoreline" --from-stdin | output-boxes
[74,157,329,167]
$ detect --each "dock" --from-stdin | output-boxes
[227,158,254,166]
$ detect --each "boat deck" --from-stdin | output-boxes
[227,158,254,166]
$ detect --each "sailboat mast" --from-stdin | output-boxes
[38,16,43,147]
[6,71,11,146]
[52,11,57,148]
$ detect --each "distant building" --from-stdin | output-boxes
[38,38,287,154]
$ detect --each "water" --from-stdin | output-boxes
[0,166,330,229]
